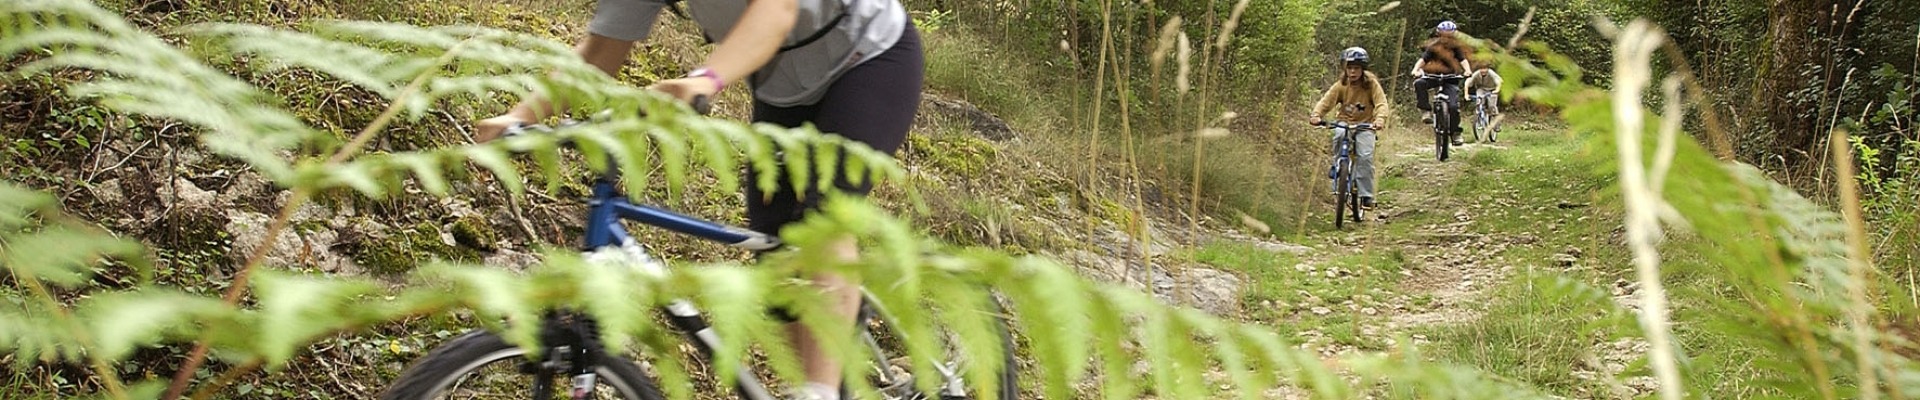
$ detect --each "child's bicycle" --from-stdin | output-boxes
[1418,74,1465,162]
[378,108,1018,400]
[1470,90,1497,143]
[1315,121,1373,229]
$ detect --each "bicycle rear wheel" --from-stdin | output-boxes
[857,292,1019,400]
[380,330,664,400]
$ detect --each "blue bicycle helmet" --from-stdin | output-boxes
[1436,20,1458,32]
[1341,47,1370,67]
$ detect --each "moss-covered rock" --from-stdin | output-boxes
[449,216,498,251]
[349,223,480,275]
[906,131,999,175]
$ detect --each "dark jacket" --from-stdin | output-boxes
[1419,36,1473,75]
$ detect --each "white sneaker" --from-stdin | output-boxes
[786,383,839,400]
[1421,111,1434,123]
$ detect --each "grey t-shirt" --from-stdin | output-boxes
[589,0,907,106]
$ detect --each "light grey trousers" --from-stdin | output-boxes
[1330,127,1377,199]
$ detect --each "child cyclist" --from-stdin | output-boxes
[1466,60,1503,131]
[1309,47,1390,209]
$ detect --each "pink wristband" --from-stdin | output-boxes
[687,68,724,92]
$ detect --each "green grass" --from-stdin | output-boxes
[1189,239,1408,350]
[1420,272,1624,395]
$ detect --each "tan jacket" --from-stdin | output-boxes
[1311,71,1390,126]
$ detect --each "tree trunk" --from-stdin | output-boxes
[1757,0,1840,165]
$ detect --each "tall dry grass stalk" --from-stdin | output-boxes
[1176,32,1192,94]
[1508,8,1534,53]
[1214,0,1249,52]
[1609,19,1683,400]
[1105,0,1150,276]
[1816,67,1860,201]
[1152,17,1183,99]
[1084,0,1114,253]
[1830,127,1883,400]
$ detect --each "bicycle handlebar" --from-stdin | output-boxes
[1312,121,1375,131]
[501,94,712,138]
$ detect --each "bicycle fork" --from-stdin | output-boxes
[662,300,779,400]
[522,311,609,400]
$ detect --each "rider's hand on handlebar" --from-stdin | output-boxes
[649,77,721,105]
[1309,116,1323,126]
[474,111,534,143]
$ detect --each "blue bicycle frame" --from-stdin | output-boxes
[580,177,781,252]
[490,129,788,400]
[1318,121,1371,227]
[508,119,975,400]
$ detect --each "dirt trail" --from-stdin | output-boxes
[1295,128,1525,356]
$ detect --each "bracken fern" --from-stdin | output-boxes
[17,1,1906,400]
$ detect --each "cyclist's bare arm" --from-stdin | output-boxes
[700,0,795,88]
[527,35,636,116]
[477,34,637,142]
[479,0,799,142]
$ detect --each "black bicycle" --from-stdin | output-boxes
[1315,121,1372,228]
[379,113,1018,400]
[1419,74,1464,162]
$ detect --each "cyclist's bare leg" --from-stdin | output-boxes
[788,236,862,397]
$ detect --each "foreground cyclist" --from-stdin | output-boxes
[1410,20,1473,146]
[1309,47,1389,209]
[472,1,923,399]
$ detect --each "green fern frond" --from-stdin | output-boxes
[246,271,381,367]
[77,289,233,363]
[0,309,74,366]
[4,2,314,182]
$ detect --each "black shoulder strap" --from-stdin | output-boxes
[665,0,850,52]
[779,7,849,52]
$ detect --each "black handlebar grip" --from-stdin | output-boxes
[501,122,529,138]
[691,94,712,116]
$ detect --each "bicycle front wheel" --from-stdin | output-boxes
[380,330,665,400]
[1334,158,1352,229]
[857,292,1019,400]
